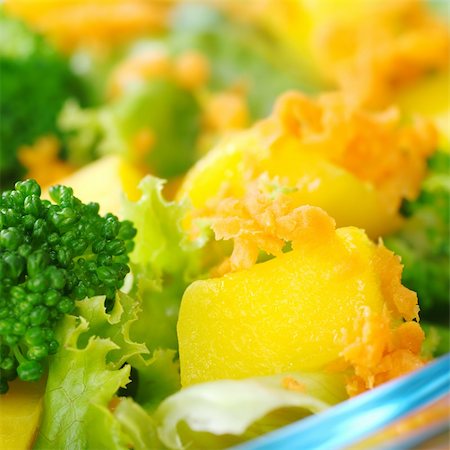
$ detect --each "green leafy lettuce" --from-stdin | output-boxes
[155,372,348,450]
[112,397,161,450]
[34,292,161,450]
[123,176,203,353]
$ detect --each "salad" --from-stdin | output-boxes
[0,1,449,449]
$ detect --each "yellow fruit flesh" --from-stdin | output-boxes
[178,227,384,386]
[263,138,401,236]
[43,155,143,217]
[0,379,44,450]
[396,71,450,152]
[179,133,401,238]
[179,132,255,208]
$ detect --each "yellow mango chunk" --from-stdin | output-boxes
[179,131,257,208]
[179,91,435,239]
[266,144,397,236]
[179,226,387,386]
[43,155,144,217]
[179,130,402,238]
[396,71,450,152]
[0,379,45,450]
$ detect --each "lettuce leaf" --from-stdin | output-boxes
[33,292,162,450]
[155,372,347,450]
[76,292,148,366]
[112,397,162,450]
[131,349,181,413]
[123,176,203,352]
[34,309,130,449]
[123,176,201,283]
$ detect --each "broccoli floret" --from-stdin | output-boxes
[0,179,136,393]
[0,12,83,190]
[385,151,450,335]
[60,80,202,178]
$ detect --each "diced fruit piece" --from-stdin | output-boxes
[0,379,45,450]
[178,130,255,207]
[179,130,403,238]
[179,226,399,386]
[179,91,435,239]
[43,155,143,217]
[396,71,450,152]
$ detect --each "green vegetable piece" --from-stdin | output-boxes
[27,344,49,361]
[34,292,155,450]
[155,372,347,450]
[122,176,203,353]
[17,360,43,381]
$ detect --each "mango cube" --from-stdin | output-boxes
[180,132,402,238]
[43,155,144,218]
[178,225,420,387]
[0,379,44,450]
[179,92,434,239]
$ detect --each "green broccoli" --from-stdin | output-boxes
[60,80,202,178]
[0,179,136,393]
[384,151,450,351]
[0,12,83,190]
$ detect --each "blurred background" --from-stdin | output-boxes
[1,0,448,185]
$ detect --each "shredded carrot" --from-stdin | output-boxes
[109,47,212,98]
[108,50,172,98]
[336,234,425,396]
[131,127,156,161]
[174,51,211,91]
[373,243,420,322]
[108,396,121,413]
[282,376,306,393]
[340,279,424,396]
[18,136,75,189]
[196,175,335,274]
[203,91,250,133]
